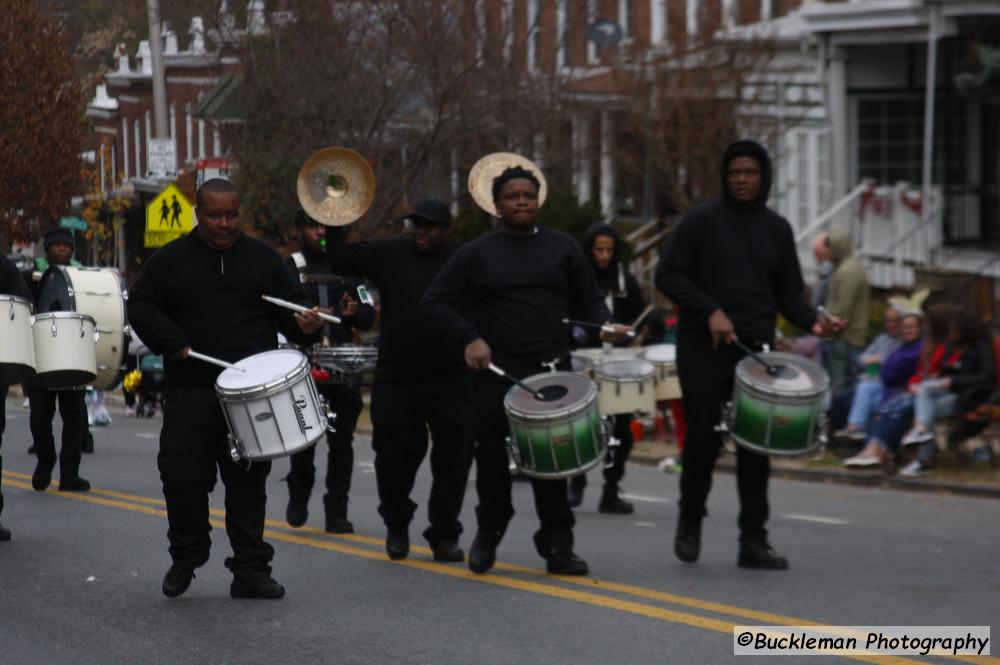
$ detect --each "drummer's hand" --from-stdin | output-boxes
[170,347,191,360]
[295,307,324,335]
[464,338,491,371]
[599,323,632,344]
[338,293,358,318]
[708,309,735,349]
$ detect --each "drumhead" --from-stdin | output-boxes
[216,349,309,394]
[505,371,596,420]
[735,351,830,397]
[594,358,655,380]
[639,344,676,363]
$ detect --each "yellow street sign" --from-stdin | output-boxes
[145,184,194,248]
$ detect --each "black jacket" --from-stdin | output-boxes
[0,254,31,301]
[654,140,816,344]
[576,223,645,348]
[286,246,375,345]
[944,340,996,394]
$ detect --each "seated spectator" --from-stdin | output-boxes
[828,306,903,432]
[835,312,921,443]
[843,305,953,469]
[899,309,996,475]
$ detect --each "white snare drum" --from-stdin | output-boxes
[0,295,36,384]
[569,353,594,379]
[30,312,97,388]
[215,349,327,461]
[38,266,128,390]
[593,358,656,415]
[639,344,682,401]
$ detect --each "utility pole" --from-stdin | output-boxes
[146,0,169,139]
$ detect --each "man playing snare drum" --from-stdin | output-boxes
[422,165,630,576]
[129,179,323,599]
[656,140,838,570]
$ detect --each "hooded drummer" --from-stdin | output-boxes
[655,140,838,571]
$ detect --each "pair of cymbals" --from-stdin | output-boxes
[468,152,548,218]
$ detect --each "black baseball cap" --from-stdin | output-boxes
[404,199,451,226]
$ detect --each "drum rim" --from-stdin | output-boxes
[728,431,822,457]
[215,350,312,398]
[735,351,830,397]
[33,311,96,325]
[593,358,656,382]
[0,294,33,308]
[504,371,598,421]
[513,448,608,479]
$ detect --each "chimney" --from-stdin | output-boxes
[115,43,130,74]
[189,17,206,54]
[136,40,152,75]
[247,0,267,35]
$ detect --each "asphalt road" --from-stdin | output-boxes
[1,397,997,665]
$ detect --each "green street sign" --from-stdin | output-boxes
[59,216,88,231]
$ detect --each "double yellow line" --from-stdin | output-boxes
[2,470,993,664]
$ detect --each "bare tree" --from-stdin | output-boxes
[0,0,85,248]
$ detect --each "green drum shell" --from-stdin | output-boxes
[727,352,829,457]
[504,372,606,479]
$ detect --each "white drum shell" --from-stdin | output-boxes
[31,313,97,388]
[593,359,656,415]
[0,295,36,384]
[639,344,682,401]
[216,350,327,461]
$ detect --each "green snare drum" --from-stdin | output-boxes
[721,351,830,456]
[504,371,608,479]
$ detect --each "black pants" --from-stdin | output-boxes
[286,382,362,520]
[26,386,86,480]
[570,413,634,493]
[371,378,474,544]
[676,337,770,541]
[158,388,274,575]
[1,386,7,518]
[472,356,575,545]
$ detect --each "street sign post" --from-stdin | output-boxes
[147,138,177,179]
[144,184,193,248]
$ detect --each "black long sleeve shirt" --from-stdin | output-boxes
[655,200,816,344]
[0,254,32,301]
[128,231,318,389]
[421,226,611,363]
[576,267,645,349]
[325,227,466,382]
[286,246,375,345]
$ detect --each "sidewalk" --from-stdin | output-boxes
[14,386,997,499]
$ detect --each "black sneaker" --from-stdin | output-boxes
[58,477,91,493]
[674,517,701,564]
[430,540,464,563]
[31,461,54,492]
[598,487,634,514]
[162,562,195,598]
[230,574,285,599]
[468,529,502,574]
[546,551,589,576]
[385,527,410,561]
[0,523,11,541]
[738,539,789,570]
[286,499,308,528]
[325,516,354,534]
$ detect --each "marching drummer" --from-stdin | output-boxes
[422,163,630,576]
[0,252,33,541]
[325,199,474,564]
[129,178,323,600]
[568,223,647,514]
[23,228,92,492]
[283,209,375,535]
[655,140,839,570]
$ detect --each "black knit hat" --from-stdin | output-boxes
[43,228,74,251]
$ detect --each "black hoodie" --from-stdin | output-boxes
[654,140,816,344]
[577,223,645,347]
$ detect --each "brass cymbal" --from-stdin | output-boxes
[296,147,375,227]
[467,152,548,218]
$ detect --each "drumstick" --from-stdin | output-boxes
[630,304,655,330]
[261,295,342,325]
[188,350,246,373]
[731,338,779,377]
[561,318,636,338]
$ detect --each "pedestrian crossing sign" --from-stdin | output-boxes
[145,184,194,248]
